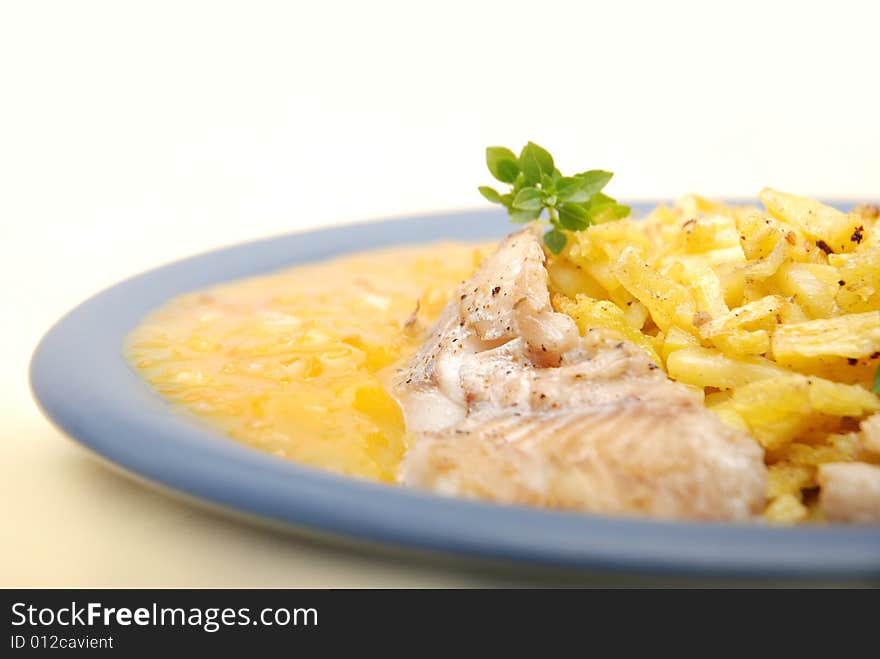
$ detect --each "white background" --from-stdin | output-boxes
[1,1,878,585]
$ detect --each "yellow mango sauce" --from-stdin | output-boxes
[126,242,488,483]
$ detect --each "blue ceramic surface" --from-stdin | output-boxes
[30,204,880,579]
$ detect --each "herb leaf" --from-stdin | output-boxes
[519,142,554,186]
[486,147,520,183]
[544,229,567,254]
[613,203,631,218]
[478,142,628,253]
[576,170,614,196]
[510,207,542,224]
[589,192,630,223]
[478,186,502,203]
[558,202,591,231]
[556,176,587,202]
[512,187,544,211]
[873,363,880,395]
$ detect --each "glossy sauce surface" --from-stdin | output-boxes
[127,242,487,482]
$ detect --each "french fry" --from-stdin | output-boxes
[741,239,787,280]
[546,258,607,300]
[832,246,880,314]
[669,261,729,318]
[760,188,864,254]
[772,312,880,363]
[613,246,696,332]
[765,493,809,524]
[548,191,879,521]
[710,376,820,450]
[661,325,700,362]
[714,262,745,308]
[767,462,814,498]
[708,329,771,357]
[711,374,878,450]
[772,262,839,318]
[699,295,786,337]
[681,215,740,252]
[736,212,785,260]
[666,346,787,389]
[773,433,862,468]
[605,284,650,329]
[552,293,662,365]
[807,377,880,417]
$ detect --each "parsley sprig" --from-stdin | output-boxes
[479,142,629,253]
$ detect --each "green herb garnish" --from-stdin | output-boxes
[479,142,630,254]
[873,363,880,395]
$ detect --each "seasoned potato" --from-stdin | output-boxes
[552,293,661,365]
[709,376,814,449]
[700,295,786,337]
[767,462,813,498]
[764,493,809,525]
[546,258,607,300]
[708,374,877,450]
[613,247,696,332]
[833,247,880,314]
[661,326,700,362]
[549,191,880,522]
[772,312,880,364]
[670,261,728,318]
[666,346,787,389]
[772,262,840,318]
[759,188,864,254]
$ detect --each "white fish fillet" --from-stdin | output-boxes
[392,227,766,521]
[818,463,880,523]
[861,414,880,456]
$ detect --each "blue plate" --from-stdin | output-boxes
[30,204,880,580]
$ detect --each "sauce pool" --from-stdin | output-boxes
[126,242,487,482]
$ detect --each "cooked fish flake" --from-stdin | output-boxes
[392,227,767,521]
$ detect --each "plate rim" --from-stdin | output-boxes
[30,202,880,579]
